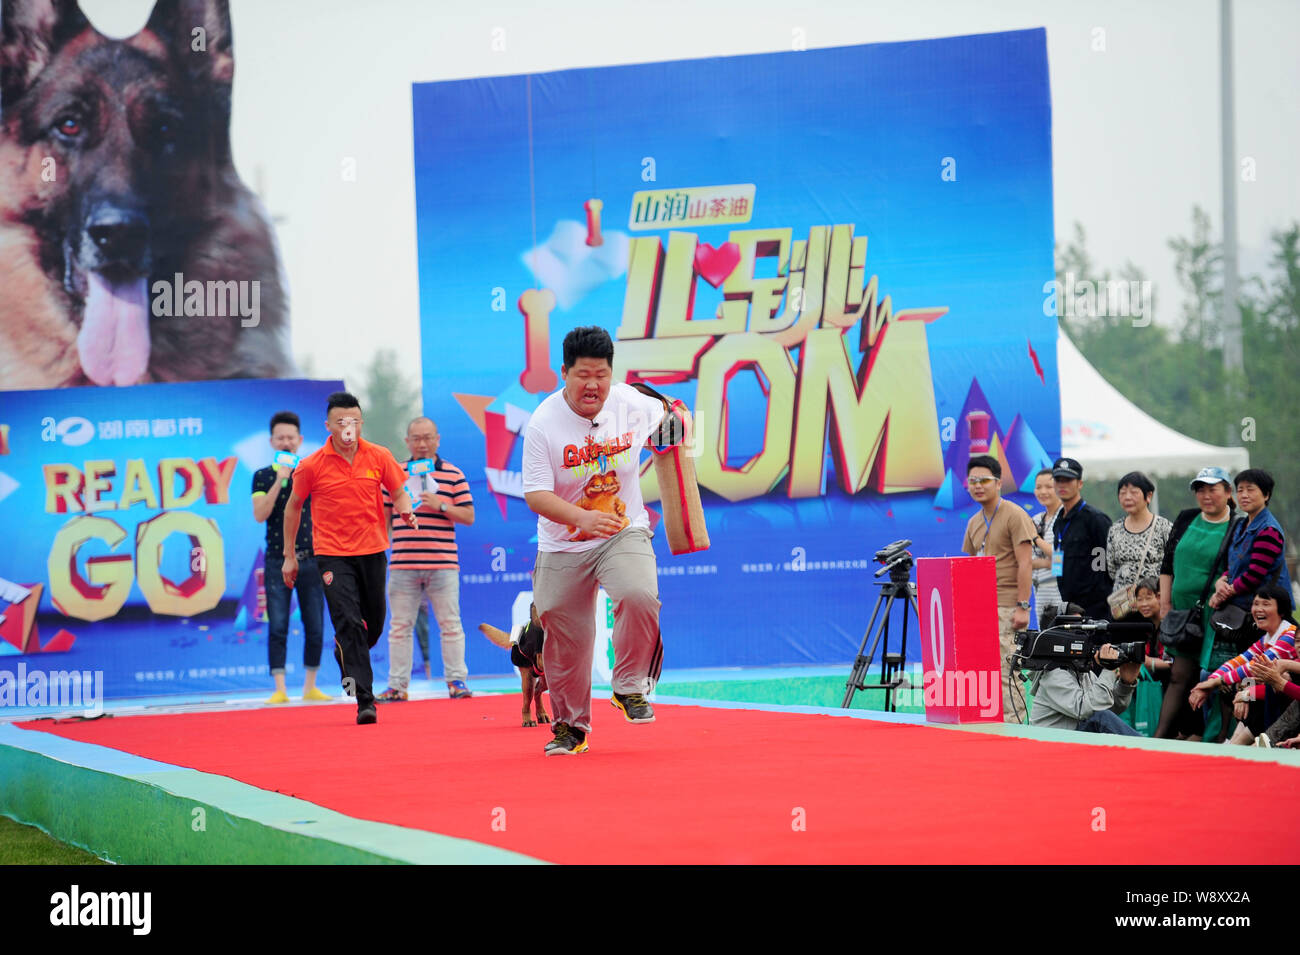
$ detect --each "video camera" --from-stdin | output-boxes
[1014,615,1153,673]
[873,539,914,583]
[843,538,919,711]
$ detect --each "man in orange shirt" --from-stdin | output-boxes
[282,392,417,724]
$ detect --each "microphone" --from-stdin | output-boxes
[273,450,299,488]
[1071,619,1155,637]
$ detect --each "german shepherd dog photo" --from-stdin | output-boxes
[0,0,291,388]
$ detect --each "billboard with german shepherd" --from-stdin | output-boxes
[412,31,1061,668]
[0,0,291,389]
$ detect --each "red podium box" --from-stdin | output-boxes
[916,556,1004,723]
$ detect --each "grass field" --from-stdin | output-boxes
[0,815,108,865]
[656,675,927,712]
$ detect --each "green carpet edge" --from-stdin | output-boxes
[0,741,546,865]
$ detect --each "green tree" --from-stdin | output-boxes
[1056,221,1155,341]
[1061,211,1300,543]
[1163,206,1247,443]
[1238,224,1300,532]
[355,349,421,460]
[1054,223,1186,434]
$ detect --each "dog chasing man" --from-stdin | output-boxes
[281,393,416,725]
[522,326,671,755]
[479,603,549,727]
[251,411,329,704]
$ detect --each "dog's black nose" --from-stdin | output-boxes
[85,207,149,266]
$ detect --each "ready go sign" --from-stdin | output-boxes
[41,457,234,620]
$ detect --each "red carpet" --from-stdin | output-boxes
[20,696,1300,864]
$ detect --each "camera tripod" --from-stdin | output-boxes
[842,556,920,711]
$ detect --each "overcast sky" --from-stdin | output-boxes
[83,0,1300,394]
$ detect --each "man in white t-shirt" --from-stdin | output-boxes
[523,326,671,756]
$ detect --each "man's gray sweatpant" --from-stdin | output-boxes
[533,528,663,735]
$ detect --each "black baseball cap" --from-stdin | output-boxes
[1052,457,1083,480]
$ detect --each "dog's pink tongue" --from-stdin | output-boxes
[79,273,150,386]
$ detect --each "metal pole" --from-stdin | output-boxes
[1220,0,1243,447]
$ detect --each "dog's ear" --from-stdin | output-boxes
[0,0,90,110]
[143,0,233,101]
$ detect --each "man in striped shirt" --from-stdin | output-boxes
[379,417,475,700]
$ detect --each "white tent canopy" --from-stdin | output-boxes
[1059,333,1249,483]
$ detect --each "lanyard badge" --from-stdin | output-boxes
[976,500,1001,557]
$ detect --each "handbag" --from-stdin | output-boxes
[1107,517,1158,619]
[1210,603,1248,636]
[1159,606,1202,650]
[1107,588,1137,620]
[1160,516,1242,650]
[1119,665,1164,737]
[1211,563,1281,651]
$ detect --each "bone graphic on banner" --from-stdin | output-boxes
[518,288,559,394]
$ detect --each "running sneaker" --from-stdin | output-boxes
[544,721,588,756]
[302,686,333,702]
[356,705,377,725]
[610,691,655,723]
[265,689,290,705]
[375,688,408,702]
[447,680,473,699]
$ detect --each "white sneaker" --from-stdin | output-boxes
[1254,734,1273,748]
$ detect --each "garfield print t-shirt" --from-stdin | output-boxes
[522,382,665,553]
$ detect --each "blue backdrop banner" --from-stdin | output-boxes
[410,29,1059,672]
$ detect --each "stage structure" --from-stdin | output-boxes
[412,30,1060,669]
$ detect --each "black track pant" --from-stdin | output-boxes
[317,552,388,709]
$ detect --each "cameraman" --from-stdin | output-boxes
[1027,606,1143,735]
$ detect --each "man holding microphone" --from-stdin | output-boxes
[378,416,476,701]
[281,392,417,725]
[251,411,328,704]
